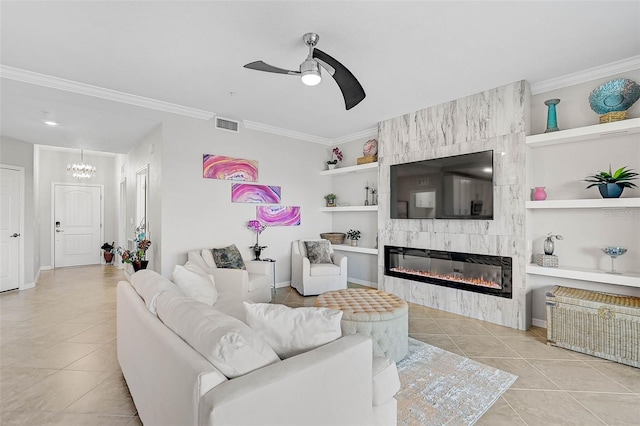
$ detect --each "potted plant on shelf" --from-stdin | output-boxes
[247,219,267,260]
[100,242,115,264]
[117,222,151,272]
[346,229,361,246]
[324,193,337,207]
[326,147,343,170]
[584,165,638,198]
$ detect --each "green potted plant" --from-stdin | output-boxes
[100,242,115,264]
[326,147,343,170]
[584,165,638,198]
[324,193,337,207]
[346,229,361,246]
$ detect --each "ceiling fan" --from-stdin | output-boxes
[244,32,366,110]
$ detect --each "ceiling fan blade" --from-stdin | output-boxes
[243,61,300,76]
[312,49,366,110]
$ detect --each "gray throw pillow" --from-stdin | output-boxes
[304,240,333,264]
[211,244,246,270]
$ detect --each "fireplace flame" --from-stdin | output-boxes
[390,267,502,289]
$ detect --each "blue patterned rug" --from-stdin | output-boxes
[396,338,517,425]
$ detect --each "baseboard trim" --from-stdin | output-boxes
[275,281,290,289]
[19,282,36,290]
[348,277,378,288]
[531,318,547,328]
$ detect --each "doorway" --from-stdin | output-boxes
[0,166,24,291]
[53,183,103,267]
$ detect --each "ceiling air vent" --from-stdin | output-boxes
[215,117,240,133]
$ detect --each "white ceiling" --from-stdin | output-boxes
[1,1,639,154]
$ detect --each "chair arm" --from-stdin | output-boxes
[199,334,374,426]
[245,260,272,276]
[209,269,250,298]
[332,251,348,272]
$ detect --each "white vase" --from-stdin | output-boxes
[327,164,336,170]
[350,240,357,246]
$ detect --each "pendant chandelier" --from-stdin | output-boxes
[67,149,96,179]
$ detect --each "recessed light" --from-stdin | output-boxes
[44,120,59,126]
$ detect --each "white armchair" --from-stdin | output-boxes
[187,249,272,305]
[291,239,348,296]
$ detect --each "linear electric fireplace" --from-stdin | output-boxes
[385,246,512,298]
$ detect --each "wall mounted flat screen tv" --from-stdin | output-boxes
[390,150,493,220]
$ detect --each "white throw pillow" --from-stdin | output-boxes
[156,293,280,379]
[243,302,343,358]
[130,269,185,314]
[173,264,217,305]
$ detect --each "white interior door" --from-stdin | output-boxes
[54,184,102,267]
[0,167,22,291]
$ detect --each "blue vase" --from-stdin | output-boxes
[598,183,623,198]
[544,99,560,133]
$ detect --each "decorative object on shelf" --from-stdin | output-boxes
[256,206,301,226]
[320,232,346,245]
[203,154,258,181]
[535,254,558,268]
[371,188,378,205]
[363,139,378,156]
[346,229,361,246]
[232,183,281,204]
[324,193,337,207]
[101,242,115,264]
[67,148,96,179]
[589,78,640,123]
[248,219,267,260]
[544,99,560,133]
[584,165,638,198]
[544,233,563,255]
[364,184,370,206]
[326,147,343,169]
[532,187,547,201]
[117,223,151,272]
[602,246,627,274]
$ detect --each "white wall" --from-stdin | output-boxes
[0,137,37,285]
[157,117,332,284]
[35,146,118,267]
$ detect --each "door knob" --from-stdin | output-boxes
[56,229,64,233]
[10,233,20,237]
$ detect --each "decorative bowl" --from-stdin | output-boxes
[602,246,627,258]
[589,78,640,114]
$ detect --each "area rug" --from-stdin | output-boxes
[396,338,517,425]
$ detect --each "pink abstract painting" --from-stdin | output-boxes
[232,184,281,204]
[256,206,301,226]
[203,154,258,181]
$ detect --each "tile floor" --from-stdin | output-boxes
[1,265,639,425]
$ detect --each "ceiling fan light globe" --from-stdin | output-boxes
[300,59,321,86]
[301,71,321,86]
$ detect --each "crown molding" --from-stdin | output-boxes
[0,65,215,120]
[530,56,640,95]
[243,120,377,146]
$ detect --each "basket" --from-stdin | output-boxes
[357,155,378,165]
[320,232,346,245]
[599,111,627,123]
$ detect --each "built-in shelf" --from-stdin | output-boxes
[320,162,378,176]
[526,264,640,288]
[332,244,378,255]
[320,205,378,212]
[526,198,640,209]
[525,117,640,148]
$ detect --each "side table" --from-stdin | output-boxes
[261,258,276,297]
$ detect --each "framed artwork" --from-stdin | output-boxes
[232,184,281,204]
[256,206,301,226]
[203,154,258,181]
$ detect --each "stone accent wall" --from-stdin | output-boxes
[377,81,530,330]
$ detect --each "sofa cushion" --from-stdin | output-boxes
[212,244,246,270]
[372,356,401,406]
[244,302,343,359]
[156,293,280,379]
[309,263,342,277]
[304,240,333,264]
[173,264,217,305]
[130,269,185,314]
[201,249,217,269]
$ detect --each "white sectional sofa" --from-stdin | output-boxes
[117,269,400,425]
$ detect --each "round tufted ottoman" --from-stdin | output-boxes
[315,288,408,362]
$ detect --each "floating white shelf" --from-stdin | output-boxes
[526,264,640,288]
[526,198,640,209]
[320,162,378,176]
[525,117,640,147]
[331,244,378,255]
[320,205,378,212]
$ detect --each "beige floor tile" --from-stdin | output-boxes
[0,410,58,425]
[409,334,464,356]
[470,357,560,390]
[42,412,142,426]
[10,341,102,369]
[449,335,520,358]
[527,359,630,393]
[64,372,137,416]
[407,303,433,319]
[422,307,468,319]
[65,342,120,373]
[30,322,96,342]
[586,361,640,393]
[408,317,445,334]
[475,396,526,425]
[434,318,493,335]
[499,335,579,360]
[502,389,605,426]
[0,367,58,408]
[480,321,537,338]
[65,321,116,344]
[568,392,640,426]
